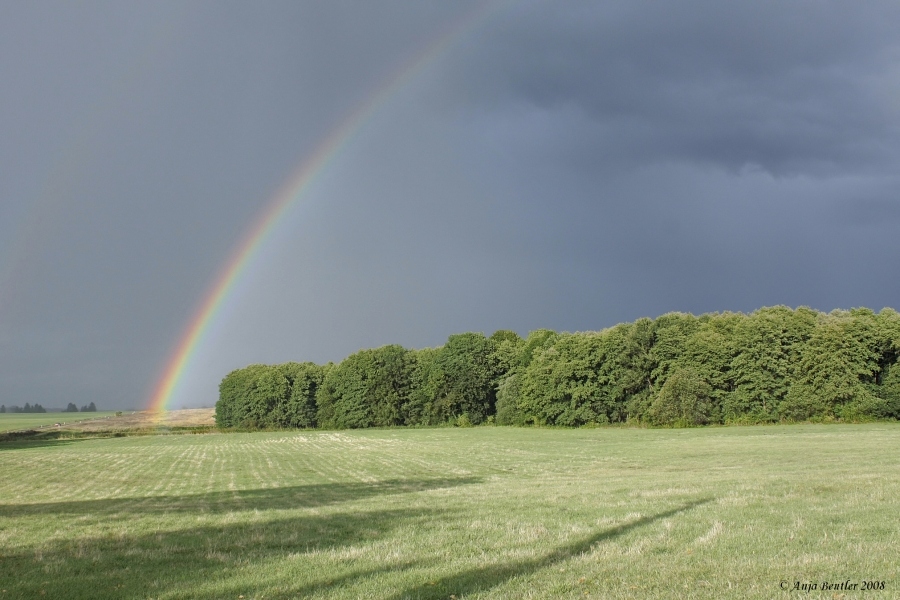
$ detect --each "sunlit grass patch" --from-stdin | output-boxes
[1,424,898,598]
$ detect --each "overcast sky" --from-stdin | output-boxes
[2,0,899,410]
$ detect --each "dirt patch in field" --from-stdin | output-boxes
[56,408,216,432]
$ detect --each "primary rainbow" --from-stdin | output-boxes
[147,1,507,413]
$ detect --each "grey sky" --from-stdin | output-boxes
[1,0,898,410]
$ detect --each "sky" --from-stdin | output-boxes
[2,0,899,410]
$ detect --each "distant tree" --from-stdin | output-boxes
[65,403,79,413]
[80,402,97,412]
[0,405,5,413]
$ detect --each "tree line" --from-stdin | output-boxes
[0,402,97,414]
[215,306,900,429]
[1,403,48,413]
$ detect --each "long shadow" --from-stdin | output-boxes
[187,561,426,600]
[0,429,98,450]
[389,497,714,600]
[0,476,482,517]
[1,507,442,600]
[0,426,213,449]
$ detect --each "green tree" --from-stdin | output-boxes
[405,347,439,425]
[428,333,499,425]
[781,310,882,421]
[876,360,900,418]
[494,329,559,425]
[216,364,284,428]
[213,304,900,431]
[316,345,415,429]
[516,329,559,370]
[649,312,700,385]
[494,372,523,425]
[646,368,712,426]
[269,362,325,428]
[869,308,900,418]
[608,318,656,422]
[520,332,619,426]
[726,306,816,422]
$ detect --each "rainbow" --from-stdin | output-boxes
[147,1,508,413]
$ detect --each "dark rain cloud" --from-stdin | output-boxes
[447,0,900,177]
[1,0,898,409]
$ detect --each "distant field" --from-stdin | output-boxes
[0,411,121,432]
[1,424,898,599]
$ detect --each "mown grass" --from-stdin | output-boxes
[0,412,121,433]
[0,424,897,599]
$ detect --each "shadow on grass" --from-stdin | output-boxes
[0,476,482,517]
[0,426,215,448]
[389,497,714,600]
[0,429,101,450]
[188,560,426,600]
[1,507,441,600]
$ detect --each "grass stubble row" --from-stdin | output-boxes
[0,425,897,599]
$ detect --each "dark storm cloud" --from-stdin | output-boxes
[1,0,898,409]
[411,0,900,334]
[452,0,900,177]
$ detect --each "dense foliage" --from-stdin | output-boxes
[216,306,900,429]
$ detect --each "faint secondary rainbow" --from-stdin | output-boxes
[147,1,509,413]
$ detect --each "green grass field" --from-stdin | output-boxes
[1,425,897,599]
[0,412,121,433]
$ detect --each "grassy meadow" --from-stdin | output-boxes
[0,411,121,433]
[0,424,897,599]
